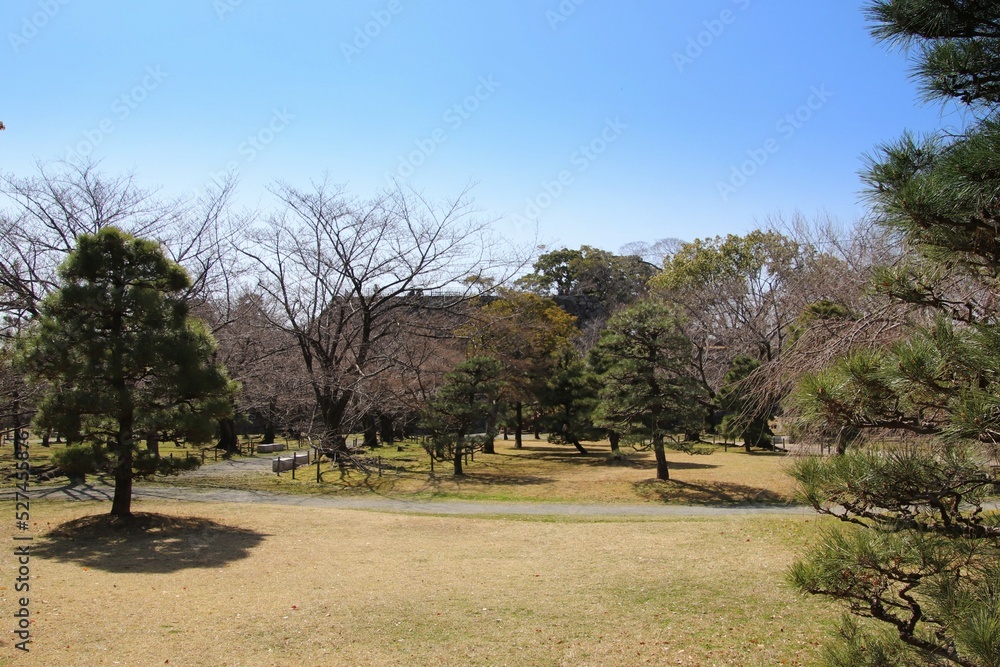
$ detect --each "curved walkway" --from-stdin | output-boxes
[6,479,811,518]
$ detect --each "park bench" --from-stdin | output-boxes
[257,443,286,454]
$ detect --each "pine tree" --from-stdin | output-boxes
[16,228,235,518]
[537,348,601,455]
[422,356,504,476]
[790,3,1000,664]
[592,301,707,480]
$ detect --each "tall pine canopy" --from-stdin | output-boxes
[16,228,235,518]
[789,3,1000,665]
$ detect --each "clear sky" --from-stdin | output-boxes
[2,0,961,253]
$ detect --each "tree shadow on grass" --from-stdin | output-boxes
[421,472,555,489]
[634,479,790,506]
[503,445,634,468]
[619,457,721,471]
[34,513,268,574]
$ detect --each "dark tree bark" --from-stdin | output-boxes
[514,402,523,449]
[111,411,135,518]
[217,417,239,455]
[262,420,276,445]
[571,438,588,455]
[453,430,465,476]
[379,414,394,447]
[146,431,159,458]
[653,435,669,480]
[11,391,22,460]
[482,414,496,454]
[363,414,379,448]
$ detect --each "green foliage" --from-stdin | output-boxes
[132,450,202,478]
[15,227,236,516]
[793,318,1000,444]
[789,446,1000,665]
[517,245,656,309]
[718,356,774,450]
[460,288,579,410]
[819,616,919,667]
[653,230,801,295]
[790,5,1000,661]
[591,300,707,478]
[537,349,602,448]
[422,356,505,473]
[51,444,102,481]
[787,299,853,346]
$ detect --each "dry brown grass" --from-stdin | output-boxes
[172,437,801,506]
[1,499,835,667]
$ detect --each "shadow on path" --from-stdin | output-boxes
[34,512,268,574]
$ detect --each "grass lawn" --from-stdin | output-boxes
[140,436,801,506]
[1,499,836,667]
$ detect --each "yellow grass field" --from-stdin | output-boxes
[0,499,836,667]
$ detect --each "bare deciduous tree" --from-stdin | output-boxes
[241,180,522,453]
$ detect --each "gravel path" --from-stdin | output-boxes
[4,453,815,518]
[7,479,810,518]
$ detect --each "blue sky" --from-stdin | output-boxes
[2,1,958,253]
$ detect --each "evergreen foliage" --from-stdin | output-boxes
[15,228,235,517]
[422,356,504,476]
[591,301,707,480]
[790,3,1000,664]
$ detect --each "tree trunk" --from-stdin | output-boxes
[379,414,394,447]
[218,417,239,455]
[11,392,22,460]
[12,425,22,460]
[147,431,159,458]
[653,435,669,481]
[317,389,352,453]
[453,441,464,476]
[41,431,50,448]
[514,402,523,449]
[111,413,135,518]
[571,438,588,455]
[262,420,276,445]
[483,415,495,454]
[609,430,621,455]
[363,414,379,448]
